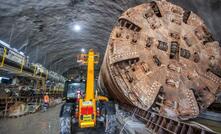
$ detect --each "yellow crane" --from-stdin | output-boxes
[78,49,108,128]
[60,49,115,134]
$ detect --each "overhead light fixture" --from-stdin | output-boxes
[73,24,81,32]
[81,48,85,53]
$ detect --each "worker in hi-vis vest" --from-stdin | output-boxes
[43,92,49,111]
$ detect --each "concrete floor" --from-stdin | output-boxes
[0,105,61,134]
[0,104,105,134]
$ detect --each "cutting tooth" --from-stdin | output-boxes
[156,102,163,106]
[158,95,164,100]
[168,64,181,73]
[152,107,160,112]
[196,97,203,102]
[153,55,161,66]
[166,79,180,88]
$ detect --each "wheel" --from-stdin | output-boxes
[59,103,74,134]
[60,117,72,134]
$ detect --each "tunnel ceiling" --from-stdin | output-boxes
[0,0,221,75]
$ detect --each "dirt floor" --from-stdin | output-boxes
[0,104,105,134]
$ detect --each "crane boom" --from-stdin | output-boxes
[85,49,95,100]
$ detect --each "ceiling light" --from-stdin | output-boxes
[73,24,81,32]
[81,48,85,53]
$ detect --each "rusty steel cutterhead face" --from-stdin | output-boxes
[99,0,221,120]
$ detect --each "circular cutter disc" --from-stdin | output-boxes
[99,0,221,120]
